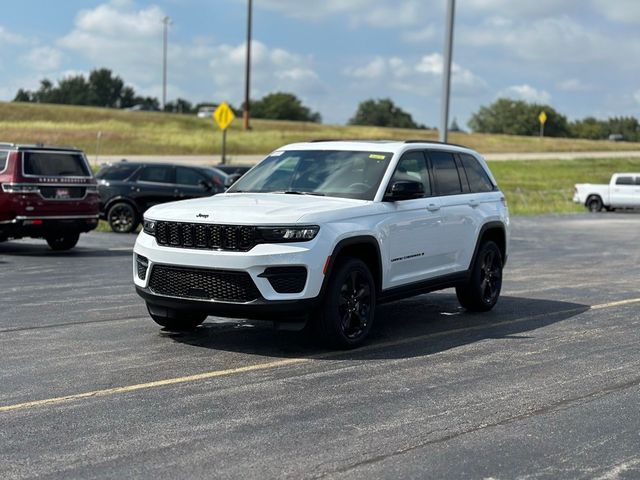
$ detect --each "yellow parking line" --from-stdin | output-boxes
[0,358,307,413]
[2,296,639,414]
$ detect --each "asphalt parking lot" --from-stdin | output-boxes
[1,214,640,479]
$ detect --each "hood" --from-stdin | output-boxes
[144,193,368,224]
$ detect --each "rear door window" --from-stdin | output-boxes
[96,164,140,180]
[176,167,207,186]
[429,150,462,196]
[460,154,494,192]
[616,176,634,185]
[23,152,90,177]
[0,150,8,171]
[138,166,175,184]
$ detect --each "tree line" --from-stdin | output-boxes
[13,69,639,141]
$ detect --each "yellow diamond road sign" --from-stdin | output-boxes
[538,111,547,125]
[214,102,235,130]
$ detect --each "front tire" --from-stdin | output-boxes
[46,232,80,251]
[456,241,503,312]
[315,257,376,349]
[108,202,139,233]
[147,305,207,331]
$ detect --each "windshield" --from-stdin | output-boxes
[227,150,392,200]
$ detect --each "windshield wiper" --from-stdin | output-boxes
[272,190,325,196]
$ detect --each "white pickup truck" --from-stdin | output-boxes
[574,173,640,212]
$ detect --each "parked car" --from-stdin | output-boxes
[574,173,640,212]
[213,164,253,185]
[197,106,216,118]
[96,162,228,233]
[0,142,99,250]
[134,140,509,348]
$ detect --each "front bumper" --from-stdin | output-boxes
[133,230,332,318]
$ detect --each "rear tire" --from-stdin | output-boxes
[456,241,503,312]
[46,232,80,251]
[313,257,376,349]
[108,202,139,233]
[586,196,603,212]
[147,305,207,331]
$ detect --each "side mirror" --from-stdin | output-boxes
[225,173,242,188]
[385,180,424,201]
[198,179,213,191]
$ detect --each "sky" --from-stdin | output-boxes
[0,0,639,127]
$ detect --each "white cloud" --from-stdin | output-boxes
[58,2,165,84]
[22,46,63,71]
[634,90,640,105]
[500,84,551,104]
[344,53,486,96]
[401,25,437,44]
[463,0,583,18]
[209,40,324,100]
[254,0,427,27]
[0,26,28,45]
[591,0,640,24]
[557,78,593,92]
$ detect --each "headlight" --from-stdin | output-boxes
[143,218,156,236]
[256,225,319,243]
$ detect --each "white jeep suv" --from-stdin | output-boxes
[134,141,509,347]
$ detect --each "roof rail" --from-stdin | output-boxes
[309,139,397,143]
[0,142,15,148]
[404,139,469,148]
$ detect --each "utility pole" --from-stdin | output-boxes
[243,0,253,130]
[162,16,171,111]
[439,0,455,143]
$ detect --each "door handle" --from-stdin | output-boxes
[427,203,440,212]
[468,199,479,207]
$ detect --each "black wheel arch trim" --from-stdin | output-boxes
[469,221,507,269]
[321,235,383,297]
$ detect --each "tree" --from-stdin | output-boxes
[164,98,193,113]
[569,117,607,140]
[468,98,570,137]
[251,92,321,122]
[348,98,422,129]
[89,68,124,107]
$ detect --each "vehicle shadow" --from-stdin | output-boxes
[0,243,131,257]
[167,294,589,360]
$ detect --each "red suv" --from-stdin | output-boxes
[0,143,99,250]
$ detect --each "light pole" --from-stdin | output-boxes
[439,0,455,143]
[243,0,253,130]
[162,16,171,111]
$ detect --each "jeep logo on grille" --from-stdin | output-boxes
[196,213,209,219]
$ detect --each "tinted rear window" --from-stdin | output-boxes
[460,154,494,193]
[0,150,8,171]
[96,164,140,180]
[23,152,90,177]
[430,151,462,196]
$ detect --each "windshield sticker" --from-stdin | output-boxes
[369,154,387,160]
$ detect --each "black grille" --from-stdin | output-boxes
[136,255,148,280]
[39,186,86,199]
[149,265,260,303]
[155,221,256,251]
[259,267,307,294]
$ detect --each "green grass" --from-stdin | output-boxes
[489,157,640,215]
[3,101,640,156]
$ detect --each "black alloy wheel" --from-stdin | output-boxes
[316,257,376,348]
[108,202,138,233]
[456,241,503,312]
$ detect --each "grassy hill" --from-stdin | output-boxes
[2,101,640,156]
